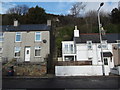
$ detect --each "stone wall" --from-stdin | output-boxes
[2,59,47,76]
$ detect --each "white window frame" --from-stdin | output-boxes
[35,32,41,42]
[14,47,21,58]
[15,32,22,42]
[87,41,92,50]
[0,32,4,42]
[101,40,108,49]
[34,46,41,57]
[64,44,74,54]
[64,44,69,53]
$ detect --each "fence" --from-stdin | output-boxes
[55,61,92,66]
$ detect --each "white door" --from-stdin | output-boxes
[25,47,30,61]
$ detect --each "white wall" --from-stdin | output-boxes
[55,66,110,76]
[76,43,113,65]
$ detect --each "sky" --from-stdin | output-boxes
[0,1,119,15]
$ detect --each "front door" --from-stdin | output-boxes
[103,57,113,68]
[25,47,30,61]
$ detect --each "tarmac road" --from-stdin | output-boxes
[2,76,120,89]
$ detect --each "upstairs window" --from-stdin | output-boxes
[0,32,4,42]
[35,32,41,41]
[102,40,107,49]
[15,32,21,42]
[14,47,21,57]
[87,41,92,50]
[64,44,69,53]
[35,46,41,57]
[64,44,74,54]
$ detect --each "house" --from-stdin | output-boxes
[55,26,120,76]
[0,20,51,63]
[112,40,120,66]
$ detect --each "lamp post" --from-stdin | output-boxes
[97,2,105,76]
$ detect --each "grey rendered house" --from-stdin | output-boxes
[0,20,51,63]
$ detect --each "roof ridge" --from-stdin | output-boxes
[80,33,120,35]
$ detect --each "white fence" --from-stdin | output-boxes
[55,65,110,76]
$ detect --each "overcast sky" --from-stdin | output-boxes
[0,1,119,15]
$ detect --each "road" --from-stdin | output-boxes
[2,76,120,89]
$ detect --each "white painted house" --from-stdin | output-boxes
[56,26,120,76]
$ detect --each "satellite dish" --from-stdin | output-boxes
[43,40,47,43]
[98,45,101,48]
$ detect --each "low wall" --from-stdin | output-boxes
[55,65,110,76]
[2,59,47,76]
[118,66,120,75]
[110,66,120,75]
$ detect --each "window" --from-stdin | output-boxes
[104,58,108,65]
[64,44,74,54]
[87,41,92,50]
[14,47,21,57]
[35,32,41,41]
[0,47,3,53]
[35,46,41,57]
[70,44,73,52]
[15,32,21,42]
[0,32,4,42]
[118,44,120,49]
[64,44,69,53]
[102,40,107,49]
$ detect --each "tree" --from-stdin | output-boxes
[25,5,47,24]
[84,10,110,33]
[111,8,120,24]
[70,2,86,17]
[6,5,29,15]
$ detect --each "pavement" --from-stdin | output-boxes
[2,75,120,89]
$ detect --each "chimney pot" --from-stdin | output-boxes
[47,20,51,26]
[14,20,18,27]
[74,26,79,37]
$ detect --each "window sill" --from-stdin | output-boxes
[14,57,20,58]
[35,41,42,42]
[34,56,41,58]
[15,41,22,42]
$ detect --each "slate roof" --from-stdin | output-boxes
[0,24,50,32]
[75,33,120,43]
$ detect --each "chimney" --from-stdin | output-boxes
[74,26,79,37]
[14,20,18,27]
[47,20,51,26]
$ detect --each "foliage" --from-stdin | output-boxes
[56,25,74,56]
[111,8,120,24]
[25,5,47,24]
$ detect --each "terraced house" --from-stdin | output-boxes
[0,20,52,63]
[56,26,120,76]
